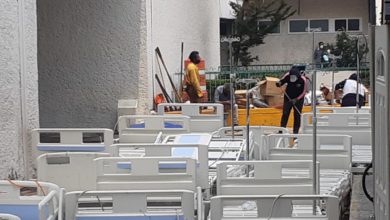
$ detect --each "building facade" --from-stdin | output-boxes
[0,0,220,178]
[221,0,369,65]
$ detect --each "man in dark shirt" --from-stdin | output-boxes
[276,67,308,134]
[214,83,237,125]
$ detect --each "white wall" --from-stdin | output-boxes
[38,0,148,128]
[148,0,221,98]
[0,0,39,179]
[250,0,369,64]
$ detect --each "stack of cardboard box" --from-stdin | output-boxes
[259,77,285,107]
[235,90,252,109]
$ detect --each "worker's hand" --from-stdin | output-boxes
[275,81,282,87]
[290,98,297,104]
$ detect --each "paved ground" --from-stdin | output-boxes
[349,174,374,220]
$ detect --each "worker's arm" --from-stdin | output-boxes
[335,79,346,90]
[277,72,289,87]
[188,68,203,97]
[296,76,308,100]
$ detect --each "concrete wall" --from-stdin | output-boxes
[252,0,369,64]
[148,0,221,97]
[0,0,39,179]
[38,0,147,128]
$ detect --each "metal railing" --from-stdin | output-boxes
[174,63,370,102]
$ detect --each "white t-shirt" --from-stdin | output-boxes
[343,79,366,97]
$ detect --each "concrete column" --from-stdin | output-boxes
[0,0,39,179]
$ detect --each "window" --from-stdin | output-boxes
[289,20,308,32]
[258,20,280,34]
[289,19,329,33]
[310,19,329,32]
[335,19,361,31]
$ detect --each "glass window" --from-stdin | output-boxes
[335,19,347,31]
[348,19,360,31]
[258,20,280,33]
[310,19,329,32]
[289,20,308,32]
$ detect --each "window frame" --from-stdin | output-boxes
[333,18,362,32]
[257,19,281,35]
[288,18,330,34]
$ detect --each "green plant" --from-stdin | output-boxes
[328,31,369,67]
[229,0,295,66]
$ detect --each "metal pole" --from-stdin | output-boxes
[229,41,235,139]
[246,82,251,160]
[311,29,318,215]
[356,37,360,117]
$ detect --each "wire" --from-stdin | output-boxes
[34,180,47,196]
[267,194,285,220]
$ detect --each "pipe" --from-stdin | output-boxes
[18,0,29,179]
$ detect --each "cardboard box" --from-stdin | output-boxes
[235,90,251,100]
[265,94,284,107]
[260,77,285,96]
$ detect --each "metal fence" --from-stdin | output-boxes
[173,63,370,102]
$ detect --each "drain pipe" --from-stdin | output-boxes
[18,0,29,179]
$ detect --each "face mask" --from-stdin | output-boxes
[290,75,298,83]
[320,45,324,49]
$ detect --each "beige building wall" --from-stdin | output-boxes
[251,0,369,64]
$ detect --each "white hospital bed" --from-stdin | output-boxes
[32,128,113,159]
[301,112,371,145]
[112,142,209,189]
[262,134,351,200]
[301,112,372,172]
[210,195,339,220]
[95,157,197,191]
[316,106,370,113]
[216,160,318,196]
[64,190,195,220]
[118,115,191,143]
[37,152,110,191]
[157,103,224,132]
[0,180,62,220]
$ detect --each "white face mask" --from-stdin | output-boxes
[320,45,324,49]
[290,75,298,83]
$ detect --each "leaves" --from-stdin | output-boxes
[229,0,296,66]
[328,31,369,67]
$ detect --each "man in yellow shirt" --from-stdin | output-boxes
[183,51,203,103]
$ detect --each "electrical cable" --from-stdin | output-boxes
[362,162,374,203]
[267,194,285,220]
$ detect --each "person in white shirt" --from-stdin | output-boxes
[335,73,367,107]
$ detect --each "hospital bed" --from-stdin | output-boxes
[261,134,351,202]
[112,142,209,189]
[301,112,372,172]
[64,190,195,220]
[37,152,110,191]
[0,180,62,220]
[316,106,370,113]
[210,195,339,220]
[157,103,224,132]
[216,160,318,196]
[118,115,191,143]
[95,157,197,191]
[32,128,114,159]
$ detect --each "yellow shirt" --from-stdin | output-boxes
[184,63,203,97]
